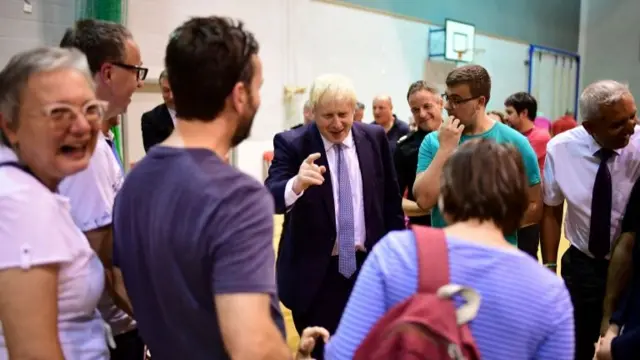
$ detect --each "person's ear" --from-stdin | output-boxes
[582,120,595,135]
[0,114,18,146]
[98,63,113,85]
[230,82,248,113]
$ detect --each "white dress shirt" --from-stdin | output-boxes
[58,132,135,335]
[168,107,177,126]
[284,131,366,248]
[543,125,640,257]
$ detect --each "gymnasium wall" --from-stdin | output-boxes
[333,0,581,52]
[0,0,76,67]
[125,0,534,180]
[579,0,640,102]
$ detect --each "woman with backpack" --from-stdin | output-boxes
[310,138,575,359]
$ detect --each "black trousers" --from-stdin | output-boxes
[517,223,539,260]
[292,252,366,360]
[110,328,146,360]
[561,246,609,360]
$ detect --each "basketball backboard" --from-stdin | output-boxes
[445,19,475,63]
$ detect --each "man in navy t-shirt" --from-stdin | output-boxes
[112,17,289,359]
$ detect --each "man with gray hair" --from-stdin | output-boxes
[540,80,640,359]
[57,18,146,360]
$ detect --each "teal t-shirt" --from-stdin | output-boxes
[416,121,541,245]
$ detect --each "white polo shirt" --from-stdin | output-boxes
[543,125,640,257]
[0,146,108,359]
[58,132,135,335]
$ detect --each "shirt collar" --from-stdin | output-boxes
[321,130,354,152]
[586,133,621,158]
[0,146,18,162]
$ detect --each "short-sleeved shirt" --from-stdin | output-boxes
[58,132,135,336]
[522,127,551,178]
[0,147,108,359]
[324,230,574,359]
[543,126,640,257]
[416,121,541,245]
[112,146,285,359]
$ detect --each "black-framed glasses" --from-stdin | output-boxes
[112,62,148,81]
[442,94,480,108]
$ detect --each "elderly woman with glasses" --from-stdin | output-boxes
[0,47,109,359]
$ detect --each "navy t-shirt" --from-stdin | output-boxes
[113,146,285,359]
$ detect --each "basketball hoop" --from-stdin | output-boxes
[456,50,466,61]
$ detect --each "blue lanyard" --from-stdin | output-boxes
[105,138,124,173]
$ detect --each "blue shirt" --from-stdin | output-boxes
[324,230,574,360]
[112,146,285,360]
[416,121,541,245]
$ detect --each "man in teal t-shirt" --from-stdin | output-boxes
[413,65,541,246]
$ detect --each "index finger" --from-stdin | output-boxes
[305,152,322,164]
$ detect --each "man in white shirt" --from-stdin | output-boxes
[58,19,146,360]
[541,80,640,360]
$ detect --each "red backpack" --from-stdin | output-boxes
[353,226,482,360]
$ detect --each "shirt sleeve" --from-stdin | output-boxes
[208,183,277,295]
[542,144,565,206]
[513,133,542,187]
[0,186,73,270]
[416,132,437,174]
[535,280,575,359]
[58,143,120,232]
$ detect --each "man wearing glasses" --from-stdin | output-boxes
[58,19,147,360]
[412,65,542,246]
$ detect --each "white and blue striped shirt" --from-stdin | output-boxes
[325,230,574,359]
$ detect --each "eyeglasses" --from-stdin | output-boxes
[43,100,108,129]
[442,94,481,108]
[112,62,149,81]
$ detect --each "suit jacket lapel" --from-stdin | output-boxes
[310,124,336,230]
[352,124,374,243]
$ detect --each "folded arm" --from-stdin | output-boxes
[413,135,454,211]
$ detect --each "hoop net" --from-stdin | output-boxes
[456,50,467,61]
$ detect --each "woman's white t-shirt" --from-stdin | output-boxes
[0,147,109,359]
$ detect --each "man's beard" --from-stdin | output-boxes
[231,95,258,147]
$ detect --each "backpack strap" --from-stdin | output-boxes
[412,226,450,293]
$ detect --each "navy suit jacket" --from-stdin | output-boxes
[265,122,404,314]
[141,104,174,152]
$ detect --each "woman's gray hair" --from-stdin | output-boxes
[579,80,631,123]
[0,46,93,146]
